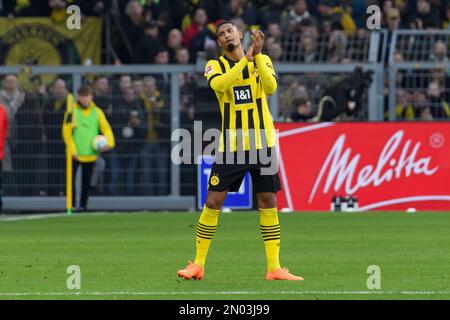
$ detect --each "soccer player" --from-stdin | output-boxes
[177,21,303,281]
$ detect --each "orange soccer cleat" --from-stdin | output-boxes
[266,268,304,281]
[177,261,204,280]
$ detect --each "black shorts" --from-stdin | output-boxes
[207,148,281,193]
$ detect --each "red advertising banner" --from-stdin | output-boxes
[275,122,450,211]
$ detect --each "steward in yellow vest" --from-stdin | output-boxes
[62,85,115,211]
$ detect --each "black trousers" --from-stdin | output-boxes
[72,160,95,209]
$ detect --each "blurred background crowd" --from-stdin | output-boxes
[0,0,449,199]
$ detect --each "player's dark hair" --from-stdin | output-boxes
[216,20,236,35]
[77,85,92,96]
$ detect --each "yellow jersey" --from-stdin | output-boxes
[205,53,278,153]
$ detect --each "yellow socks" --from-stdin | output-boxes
[194,206,220,268]
[260,207,281,272]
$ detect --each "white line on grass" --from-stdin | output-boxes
[0,291,449,297]
[0,213,67,222]
[0,211,135,222]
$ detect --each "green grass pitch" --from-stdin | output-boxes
[1,211,450,300]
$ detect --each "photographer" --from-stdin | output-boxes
[312,66,373,122]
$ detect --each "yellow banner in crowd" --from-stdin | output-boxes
[0,17,102,66]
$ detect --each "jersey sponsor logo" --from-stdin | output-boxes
[233,85,253,105]
[205,64,214,76]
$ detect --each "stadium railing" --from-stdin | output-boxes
[387,30,450,121]
[0,29,388,211]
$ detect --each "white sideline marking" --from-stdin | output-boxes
[358,195,450,211]
[0,213,67,222]
[0,211,135,222]
[0,291,449,296]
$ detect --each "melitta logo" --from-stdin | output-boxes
[308,130,440,203]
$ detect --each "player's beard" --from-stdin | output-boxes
[225,41,236,52]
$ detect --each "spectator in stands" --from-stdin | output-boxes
[178,73,195,129]
[327,30,348,63]
[175,47,190,64]
[278,76,308,118]
[92,75,118,196]
[154,47,170,65]
[116,86,146,195]
[411,91,430,120]
[267,40,283,62]
[152,47,171,92]
[0,74,24,139]
[381,0,394,26]
[258,0,285,30]
[266,22,282,43]
[428,68,450,99]
[408,0,441,29]
[117,74,132,95]
[299,34,318,63]
[222,0,258,27]
[316,0,356,33]
[182,7,210,48]
[133,21,161,64]
[383,8,402,64]
[120,0,145,63]
[281,0,315,33]
[93,75,113,117]
[418,106,434,120]
[167,28,184,63]
[0,103,8,211]
[298,16,319,36]
[185,7,216,63]
[385,7,402,32]
[122,109,147,195]
[426,81,450,119]
[289,97,314,122]
[140,76,168,195]
[133,77,145,97]
[394,88,414,120]
[155,8,175,43]
[429,40,449,65]
[42,78,73,196]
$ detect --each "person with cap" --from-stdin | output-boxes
[133,20,161,64]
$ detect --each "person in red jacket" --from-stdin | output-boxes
[0,103,9,211]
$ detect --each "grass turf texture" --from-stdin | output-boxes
[1,211,450,300]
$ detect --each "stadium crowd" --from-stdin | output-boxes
[0,0,449,198]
